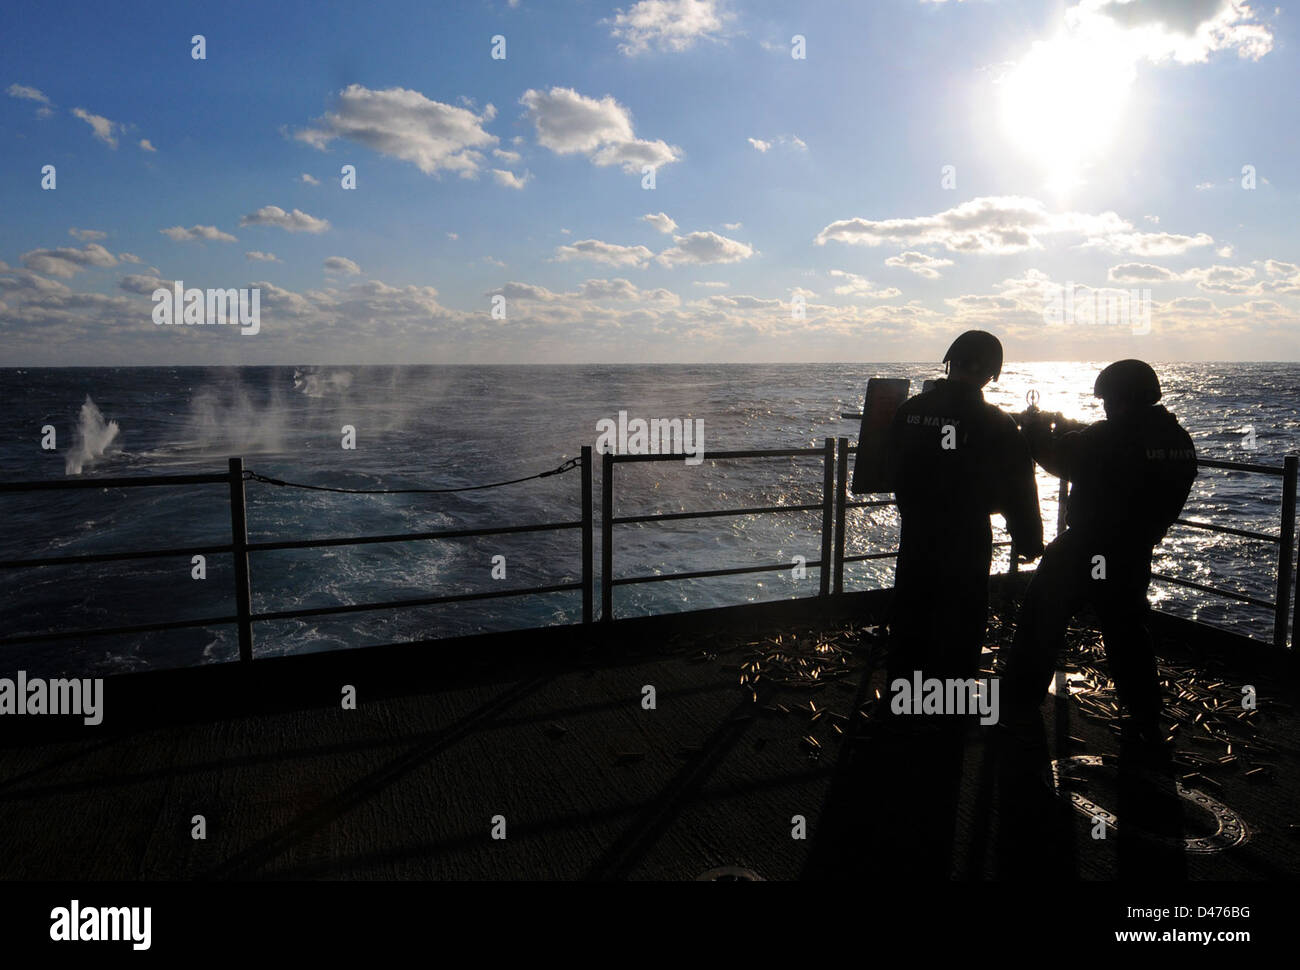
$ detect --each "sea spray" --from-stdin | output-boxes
[64,395,120,475]
[186,383,290,455]
[293,367,354,398]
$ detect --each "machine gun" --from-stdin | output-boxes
[1010,390,1085,437]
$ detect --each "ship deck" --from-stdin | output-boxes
[1,584,1297,881]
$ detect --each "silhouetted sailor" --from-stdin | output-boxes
[1003,360,1197,747]
[885,331,1043,687]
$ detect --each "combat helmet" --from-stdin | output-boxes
[943,330,1003,381]
[1094,359,1161,405]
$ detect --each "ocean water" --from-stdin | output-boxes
[0,363,1295,676]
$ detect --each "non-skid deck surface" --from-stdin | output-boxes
[1,612,1296,880]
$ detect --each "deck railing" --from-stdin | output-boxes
[0,441,1295,658]
[831,440,1298,650]
[0,450,594,659]
[600,440,836,621]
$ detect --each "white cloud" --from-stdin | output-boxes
[487,278,678,307]
[71,107,122,148]
[1107,262,1181,283]
[160,225,238,243]
[139,139,156,152]
[704,294,785,311]
[68,228,107,241]
[578,278,679,304]
[828,270,902,300]
[246,251,280,262]
[722,222,742,231]
[816,196,1129,255]
[0,268,71,294]
[1086,230,1215,255]
[446,232,459,241]
[1071,0,1274,64]
[492,168,533,189]
[657,231,755,266]
[1216,244,1234,259]
[1192,264,1255,293]
[642,212,677,234]
[693,280,729,288]
[520,86,680,174]
[21,243,118,278]
[118,274,172,295]
[608,0,731,55]
[6,83,50,104]
[1259,260,1300,295]
[555,239,655,267]
[1195,181,1215,190]
[1107,260,1295,295]
[749,134,806,152]
[239,206,330,234]
[493,148,522,164]
[884,251,954,279]
[299,173,320,186]
[295,84,497,178]
[6,258,1292,361]
[118,253,142,263]
[1144,214,1160,224]
[324,256,362,275]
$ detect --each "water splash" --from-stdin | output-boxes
[185,383,289,455]
[65,395,121,475]
[293,367,354,398]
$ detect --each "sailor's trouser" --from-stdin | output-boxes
[1002,528,1162,725]
[888,519,993,686]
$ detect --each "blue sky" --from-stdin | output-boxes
[1,0,1296,364]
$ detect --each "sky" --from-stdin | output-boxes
[1,0,1297,365]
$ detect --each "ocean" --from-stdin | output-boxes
[1,362,1295,676]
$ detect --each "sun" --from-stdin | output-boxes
[998,33,1136,195]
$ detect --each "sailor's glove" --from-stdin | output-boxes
[1015,537,1045,562]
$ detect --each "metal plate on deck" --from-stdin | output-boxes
[1047,755,1249,854]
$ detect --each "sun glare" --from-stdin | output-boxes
[998,34,1136,196]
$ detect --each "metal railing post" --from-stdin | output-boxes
[819,438,834,598]
[834,438,848,594]
[601,449,614,622]
[581,446,593,625]
[228,457,254,662]
[1274,455,1297,650]
[1057,476,1069,536]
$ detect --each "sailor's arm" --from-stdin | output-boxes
[1019,410,1087,479]
[1149,431,1199,543]
[1001,425,1044,560]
